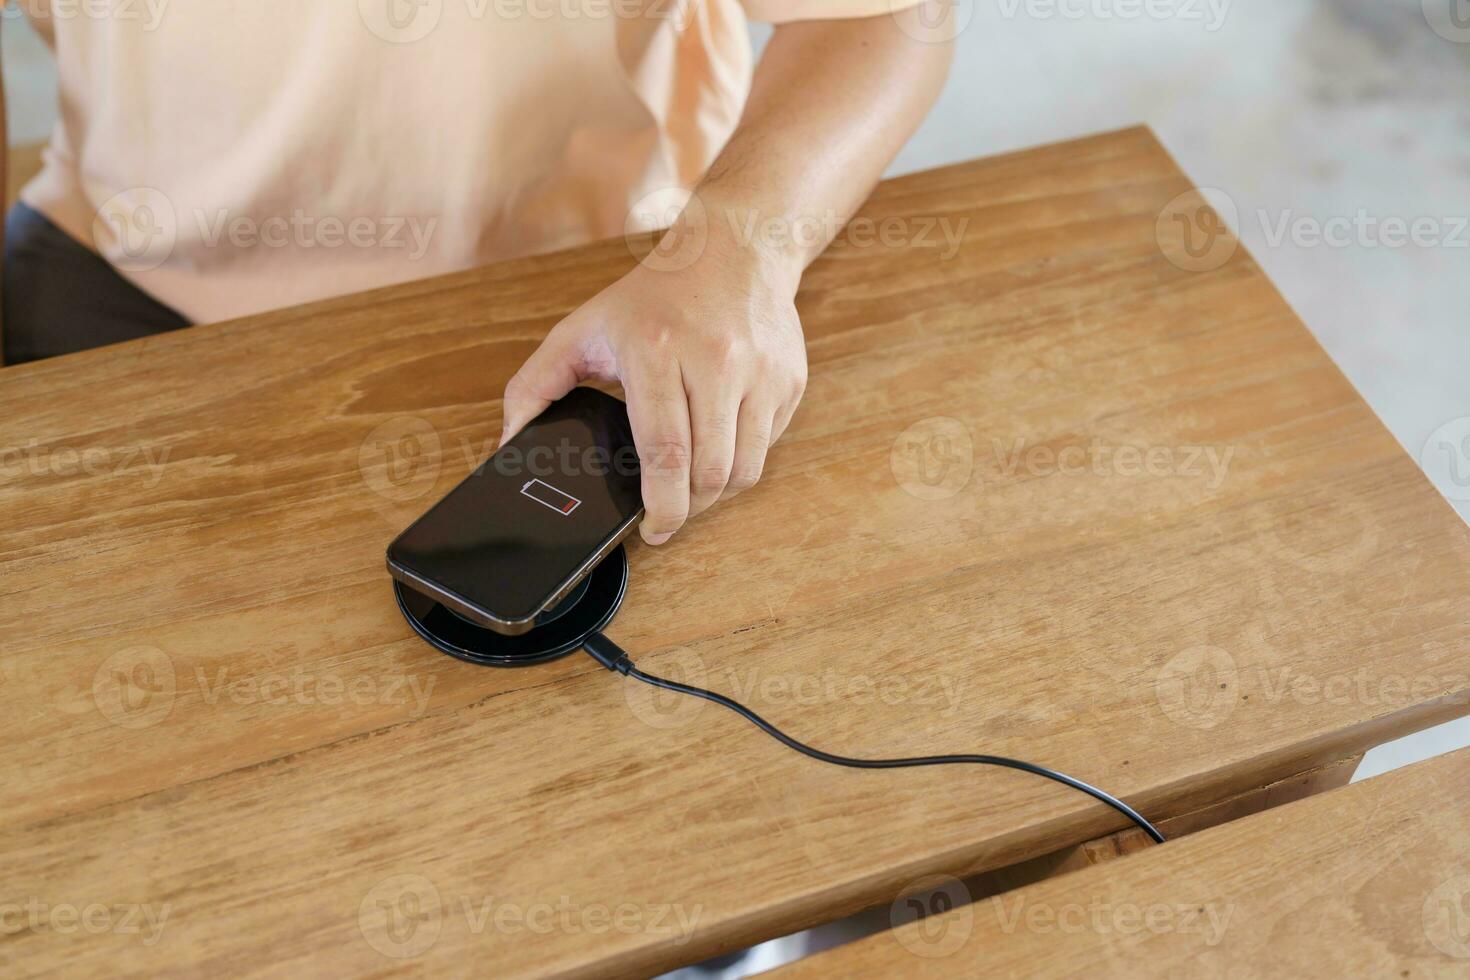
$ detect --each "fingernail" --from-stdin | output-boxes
[643,531,672,546]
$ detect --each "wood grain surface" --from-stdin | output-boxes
[1,127,1467,977]
[6,141,43,208]
[765,747,1470,977]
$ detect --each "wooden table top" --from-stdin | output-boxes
[2,126,1467,977]
[768,747,1470,977]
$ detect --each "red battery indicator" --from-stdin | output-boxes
[521,478,581,516]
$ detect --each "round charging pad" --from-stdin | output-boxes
[394,546,629,667]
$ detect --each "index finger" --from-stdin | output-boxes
[625,363,692,546]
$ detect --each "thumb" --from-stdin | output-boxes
[500,326,584,446]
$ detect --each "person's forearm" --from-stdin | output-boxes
[691,8,953,284]
[503,9,950,545]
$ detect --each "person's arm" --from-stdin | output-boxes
[502,7,953,545]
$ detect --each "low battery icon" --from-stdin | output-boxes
[521,478,581,516]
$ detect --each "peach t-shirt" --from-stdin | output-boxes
[19,0,913,325]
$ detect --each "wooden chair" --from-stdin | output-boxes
[6,140,45,207]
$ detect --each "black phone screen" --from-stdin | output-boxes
[387,387,642,628]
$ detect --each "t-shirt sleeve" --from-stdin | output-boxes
[739,0,930,24]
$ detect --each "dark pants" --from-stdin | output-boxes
[3,202,191,365]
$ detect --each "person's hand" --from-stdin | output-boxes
[500,236,807,546]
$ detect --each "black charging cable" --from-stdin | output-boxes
[583,632,1164,844]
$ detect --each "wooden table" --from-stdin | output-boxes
[2,127,1467,977]
[766,747,1470,977]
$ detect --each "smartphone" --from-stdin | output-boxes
[386,387,643,634]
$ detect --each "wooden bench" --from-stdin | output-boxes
[766,748,1470,976]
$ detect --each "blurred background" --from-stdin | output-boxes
[6,1,1467,973]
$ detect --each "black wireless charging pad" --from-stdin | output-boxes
[393,546,629,667]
